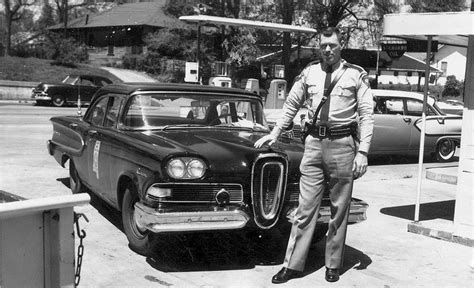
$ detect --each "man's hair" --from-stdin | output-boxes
[320,27,342,44]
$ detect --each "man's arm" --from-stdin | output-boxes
[254,68,308,148]
[353,72,374,178]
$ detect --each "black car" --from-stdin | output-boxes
[47,83,368,255]
[31,73,113,107]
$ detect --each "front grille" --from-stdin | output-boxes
[252,153,288,229]
[148,183,243,203]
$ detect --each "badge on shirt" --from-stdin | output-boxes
[308,86,318,94]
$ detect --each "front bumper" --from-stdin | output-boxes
[31,90,51,101]
[134,203,250,233]
[134,198,368,233]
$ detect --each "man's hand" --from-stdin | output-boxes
[352,152,368,179]
[254,134,278,148]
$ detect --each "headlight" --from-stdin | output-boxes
[166,159,186,178]
[166,157,206,179]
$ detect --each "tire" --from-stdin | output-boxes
[52,95,65,107]
[436,138,456,162]
[121,184,152,256]
[69,160,83,194]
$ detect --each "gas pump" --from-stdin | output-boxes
[265,64,287,109]
[244,78,260,95]
[209,61,232,87]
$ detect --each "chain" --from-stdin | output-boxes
[74,212,89,287]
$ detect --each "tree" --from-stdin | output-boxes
[407,0,467,12]
[442,75,464,97]
[36,0,56,32]
[2,0,36,55]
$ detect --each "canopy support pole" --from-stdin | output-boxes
[414,35,432,222]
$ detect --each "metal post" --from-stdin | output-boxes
[414,35,432,222]
[197,24,201,84]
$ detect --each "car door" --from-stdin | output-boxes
[95,95,125,205]
[371,96,411,154]
[82,96,109,195]
[406,99,440,153]
[78,76,100,103]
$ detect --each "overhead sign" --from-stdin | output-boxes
[380,38,407,58]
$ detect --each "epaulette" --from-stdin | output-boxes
[344,62,366,73]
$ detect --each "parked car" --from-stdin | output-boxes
[31,73,113,107]
[47,83,368,255]
[266,89,462,162]
[435,99,464,115]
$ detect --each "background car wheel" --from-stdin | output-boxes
[69,160,83,194]
[52,95,65,107]
[122,184,152,256]
[436,139,456,162]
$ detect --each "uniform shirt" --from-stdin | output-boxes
[274,59,374,154]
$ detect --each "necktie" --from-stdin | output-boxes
[320,66,332,124]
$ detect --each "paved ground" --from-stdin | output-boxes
[100,67,158,83]
[1,102,473,287]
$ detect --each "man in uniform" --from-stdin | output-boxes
[254,27,374,283]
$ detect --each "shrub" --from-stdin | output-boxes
[45,33,89,67]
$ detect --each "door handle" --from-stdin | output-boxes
[403,117,412,123]
[69,123,78,129]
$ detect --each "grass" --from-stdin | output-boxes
[0,56,123,83]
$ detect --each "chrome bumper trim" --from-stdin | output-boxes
[134,203,250,233]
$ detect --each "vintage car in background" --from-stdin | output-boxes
[47,83,368,255]
[31,73,113,107]
[435,99,464,116]
[265,89,462,162]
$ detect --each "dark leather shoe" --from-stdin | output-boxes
[325,267,340,282]
[272,267,303,284]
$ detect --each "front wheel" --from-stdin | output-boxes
[52,95,65,107]
[436,138,456,162]
[122,185,152,256]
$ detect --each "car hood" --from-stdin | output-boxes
[125,128,304,179]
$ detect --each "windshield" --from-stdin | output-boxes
[62,75,79,85]
[122,92,268,131]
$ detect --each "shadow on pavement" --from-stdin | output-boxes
[380,200,455,221]
[303,238,372,277]
[145,228,289,272]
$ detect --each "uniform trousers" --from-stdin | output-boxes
[284,134,356,271]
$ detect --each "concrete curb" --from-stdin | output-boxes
[408,220,473,247]
[425,166,458,185]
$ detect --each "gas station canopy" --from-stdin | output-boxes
[383,12,473,47]
[179,15,317,33]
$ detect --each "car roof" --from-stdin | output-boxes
[372,89,435,105]
[98,82,261,99]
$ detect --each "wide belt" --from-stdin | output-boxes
[306,122,357,139]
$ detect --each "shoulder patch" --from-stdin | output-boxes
[362,74,370,86]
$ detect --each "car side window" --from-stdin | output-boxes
[88,97,109,126]
[406,99,436,116]
[374,97,404,115]
[80,77,95,86]
[104,97,123,128]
